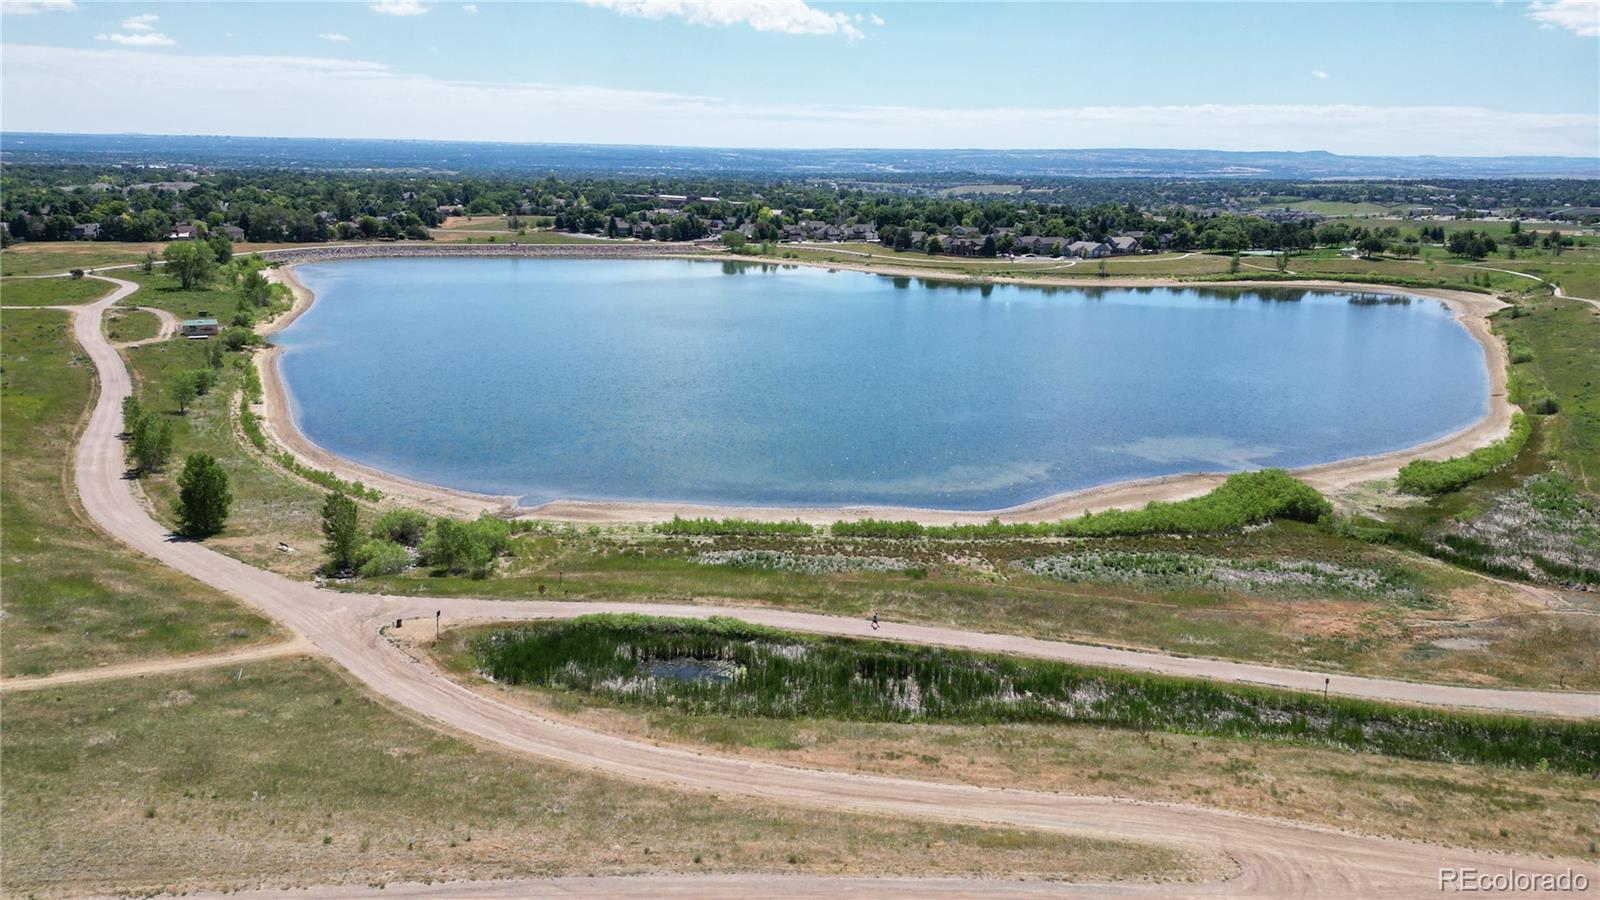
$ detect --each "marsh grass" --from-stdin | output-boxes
[473,615,1599,773]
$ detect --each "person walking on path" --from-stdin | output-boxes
[870,611,880,630]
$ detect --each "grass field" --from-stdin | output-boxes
[0,241,309,277]
[434,229,601,245]
[104,306,163,343]
[0,275,115,306]
[0,305,276,677]
[1497,295,1600,490]
[123,280,330,574]
[0,657,1197,896]
[435,214,555,231]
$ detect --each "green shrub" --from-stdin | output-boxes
[221,326,258,351]
[419,514,512,576]
[1505,333,1535,364]
[356,539,410,578]
[1396,413,1531,495]
[1529,393,1560,415]
[657,516,814,537]
[371,508,430,546]
[831,469,1331,539]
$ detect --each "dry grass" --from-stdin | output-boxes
[0,657,1210,897]
[0,307,278,677]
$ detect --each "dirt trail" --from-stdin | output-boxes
[114,304,179,348]
[58,275,1600,897]
[0,637,313,693]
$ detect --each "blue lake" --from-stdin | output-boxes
[278,258,1489,510]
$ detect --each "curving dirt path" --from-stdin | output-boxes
[113,304,179,348]
[60,276,1600,897]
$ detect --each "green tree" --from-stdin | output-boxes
[1356,235,1388,258]
[980,234,997,257]
[130,413,173,474]
[207,232,234,264]
[206,340,224,369]
[121,394,144,434]
[1228,253,1241,274]
[169,371,198,414]
[173,452,232,537]
[239,268,272,307]
[140,250,157,275]
[320,491,361,573]
[162,241,217,290]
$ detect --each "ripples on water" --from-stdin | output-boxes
[277,259,1488,509]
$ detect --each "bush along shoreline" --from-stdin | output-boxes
[1396,413,1531,496]
[472,614,1599,774]
[832,469,1331,539]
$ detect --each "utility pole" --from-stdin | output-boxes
[435,609,441,641]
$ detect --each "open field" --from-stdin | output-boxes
[433,229,600,245]
[0,657,1187,897]
[103,305,163,343]
[0,304,277,677]
[1497,294,1600,489]
[435,625,1600,861]
[0,275,115,306]
[1253,200,1406,217]
[436,214,555,231]
[0,241,309,277]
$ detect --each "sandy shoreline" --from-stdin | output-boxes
[256,252,1512,524]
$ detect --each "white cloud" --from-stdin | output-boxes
[121,12,157,31]
[462,3,478,12]
[1527,0,1600,36]
[0,1,77,14]
[3,44,1595,157]
[94,31,174,46]
[1311,70,1329,80]
[583,0,864,40]
[869,12,884,26]
[319,32,350,42]
[371,0,426,15]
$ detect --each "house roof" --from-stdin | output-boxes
[182,318,219,327]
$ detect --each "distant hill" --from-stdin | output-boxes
[2,132,1595,179]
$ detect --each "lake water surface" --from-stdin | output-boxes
[278,258,1488,510]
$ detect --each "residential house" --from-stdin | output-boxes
[1068,240,1111,259]
[219,224,246,241]
[71,222,100,241]
[1109,236,1141,254]
[167,222,200,240]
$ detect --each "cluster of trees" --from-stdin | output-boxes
[320,500,512,579]
[12,163,1596,254]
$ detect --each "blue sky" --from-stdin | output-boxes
[3,0,1598,155]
